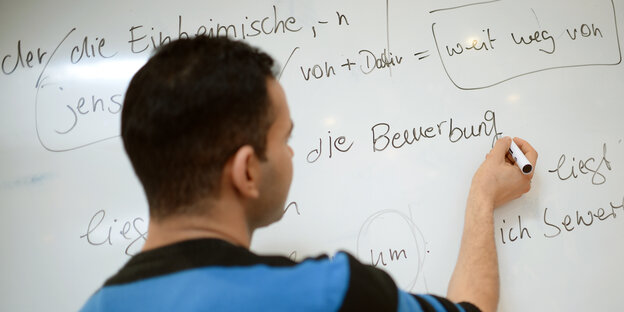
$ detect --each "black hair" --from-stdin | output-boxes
[121,36,277,219]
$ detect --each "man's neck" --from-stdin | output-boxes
[141,201,253,252]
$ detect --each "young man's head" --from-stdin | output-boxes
[121,36,293,228]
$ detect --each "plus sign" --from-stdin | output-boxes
[341,58,356,71]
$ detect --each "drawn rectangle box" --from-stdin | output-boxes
[431,0,622,90]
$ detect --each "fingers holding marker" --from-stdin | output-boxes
[472,136,537,208]
[491,136,512,161]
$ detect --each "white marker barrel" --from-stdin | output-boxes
[509,140,533,175]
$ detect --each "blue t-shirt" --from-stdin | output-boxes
[80,238,480,312]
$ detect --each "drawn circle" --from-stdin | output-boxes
[356,209,426,290]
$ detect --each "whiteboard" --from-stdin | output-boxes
[1,0,623,311]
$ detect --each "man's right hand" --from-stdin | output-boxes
[447,136,538,312]
[469,137,538,209]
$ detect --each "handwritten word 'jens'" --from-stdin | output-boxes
[55,94,123,135]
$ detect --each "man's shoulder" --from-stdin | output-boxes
[104,238,303,286]
[80,241,480,312]
[80,239,353,312]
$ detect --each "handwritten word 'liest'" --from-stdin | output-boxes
[80,210,147,256]
[548,143,612,186]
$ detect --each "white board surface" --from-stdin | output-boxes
[1,0,623,311]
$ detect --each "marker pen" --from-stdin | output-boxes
[508,139,533,175]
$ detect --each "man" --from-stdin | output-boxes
[80,36,537,312]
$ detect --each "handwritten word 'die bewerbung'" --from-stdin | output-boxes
[80,209,147,256]
[547,143,612,185]
[371,110,501,152]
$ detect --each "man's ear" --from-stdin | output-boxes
[230,145,261,199]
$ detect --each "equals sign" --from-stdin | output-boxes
[414,50,430,60]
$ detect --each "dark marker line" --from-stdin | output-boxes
[415,50,430,60]
[54,97,77,134]
[318,21,328,24]
[386,0,392,76]
[423,274,430,293]
[36,27,76,88]
[284,202,300,215]
[429,0,501,14]
[608,0,623,64]
[530,8,541,29]
[278,47,300,81]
